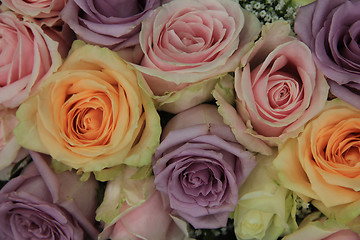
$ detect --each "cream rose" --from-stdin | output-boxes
[234,154,298,240]
[14,41,161,180]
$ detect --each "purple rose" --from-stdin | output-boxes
[295,0,360,109]
[60,0,161,53]
[152,104,257,229]
[0,151,99,240]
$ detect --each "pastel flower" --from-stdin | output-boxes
[213,20,329,155]
[153,104,256,228]
[97,166,188,240]
[295,0,360,109]
[0,11,62,108]
[234,154,298,240]
[273,99,360,208]
[135,0,261,113]
[60,0,161,51]
[14,41,161,180]
[0,151,99,240]
[1,0,67,26]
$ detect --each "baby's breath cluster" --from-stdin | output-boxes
[239,0,300,26]
[189,219,236,240]
[295,197,313,222]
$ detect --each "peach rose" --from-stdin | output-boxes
[14,41,161,180]
[273,99,360,208]
[0,11,62,108]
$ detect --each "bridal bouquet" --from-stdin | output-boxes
[0,0,360,239]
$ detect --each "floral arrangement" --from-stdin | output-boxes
[0,0,360,239]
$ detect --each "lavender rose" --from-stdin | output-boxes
[0,151,99,240]
[295,0,360,109]
[60,0,161,53]
[152,104,257,229]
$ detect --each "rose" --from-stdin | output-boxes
[324,230,360,240]
[97,165,188,240]
[1,0,67,26]
[273,99,360,209]
[213,20,329,155]
[134,0,261,113]
[0,11,62,108]
[323,229,360,240]
[295,0,360,109]
[0,151,99,240]
[152,104,257,229]
[0,107,28,180]
[14,41,161,180]
[60,0,161,53]
[234,154,298,240]
[101,191,188,240]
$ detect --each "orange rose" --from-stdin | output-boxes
[14,41,161,180]
[273,99,360,207]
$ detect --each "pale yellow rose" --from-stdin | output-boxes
[273,99,360,208]
[14,41,161,180]
[234,154,298,240]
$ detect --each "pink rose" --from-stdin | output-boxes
[323,229,360,240]
[0,11,62,108]
[1,0,67,26]
[0,107,28,180]
[135,0,261,113]
[100,190,187,240]
[213,21,329,155]
[0,151,99,239]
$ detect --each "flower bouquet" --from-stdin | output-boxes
[0,0,360,239]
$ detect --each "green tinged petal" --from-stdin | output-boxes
[312,199,360,232]
[14,95,47,154]
[213,75,273,155]
[291,0,316,6]
[123,77,161,167]
[137,71,221,114]
[95,165,155,224]
[283,215,354,240]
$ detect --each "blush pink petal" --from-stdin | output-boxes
[2,0,65,16]
[110,192,185,240]
[234,21,328,146]
[135,0,261,113]
[0,12,62,108]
